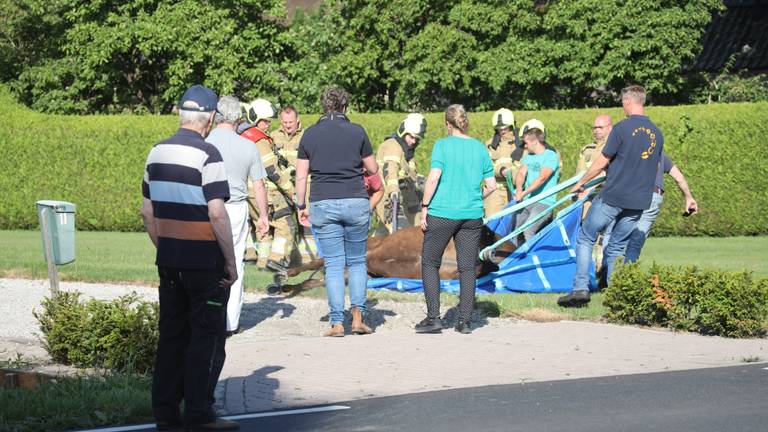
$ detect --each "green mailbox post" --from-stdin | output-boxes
[36,200,76,293]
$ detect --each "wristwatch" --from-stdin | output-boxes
[421,203,429,208]
[297,203,306,211]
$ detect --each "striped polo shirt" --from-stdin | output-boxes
[142,128,230,269]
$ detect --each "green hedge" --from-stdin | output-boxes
[604,262,768,338]
[1,86,766,234]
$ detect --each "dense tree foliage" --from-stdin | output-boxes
[2,0,287,113]
[0,0,725,113]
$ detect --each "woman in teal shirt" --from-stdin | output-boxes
[415,104,497,335]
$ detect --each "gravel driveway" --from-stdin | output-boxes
[0,278,511,364]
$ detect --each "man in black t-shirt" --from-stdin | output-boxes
[559,85,664,307]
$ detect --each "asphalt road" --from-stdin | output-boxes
[101,363,768,432]
[230,363,768,432]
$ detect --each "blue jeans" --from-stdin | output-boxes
[310,198,371,325]
[603,191,663,263]
[572,194,642,291]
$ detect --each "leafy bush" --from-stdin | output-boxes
[604,262,768,338]
[34,291,158,372]
[693,73,768,104]
[1,85,767,235]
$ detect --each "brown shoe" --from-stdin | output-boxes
[323,324,345,337]
[351,307,373,335]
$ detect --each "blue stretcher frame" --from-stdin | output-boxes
[366,197,598,294]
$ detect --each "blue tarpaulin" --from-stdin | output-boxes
[366,198,597,293]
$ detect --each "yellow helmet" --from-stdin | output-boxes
[397,113,427,140]
[519,118,546,139]
[491,108,515,129]
[243,98,277,124]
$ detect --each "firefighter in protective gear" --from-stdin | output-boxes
[574,115,613,277]
[484,108,524,218]
[576,115,613,219]
[518,118,563,179]
[374,113,427,235]
[271,106,318,264]
[239,99,296,270]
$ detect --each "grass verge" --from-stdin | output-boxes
[0,373,152,432]
[1,230,765,323]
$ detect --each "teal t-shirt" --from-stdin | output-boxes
[428,135,494,220]
[522,149,560,206]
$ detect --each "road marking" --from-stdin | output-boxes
[75,405,351,432]
[226,405,351,420]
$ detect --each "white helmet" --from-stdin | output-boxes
[519,118,546,139]
[491,108,515,129]
[397,113,427,140]
[243,98,277,124]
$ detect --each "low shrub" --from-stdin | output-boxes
[604,262,768,338]
[34,291,158,372]
[1,85,767,235]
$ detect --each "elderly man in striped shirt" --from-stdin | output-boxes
[141,85,239,432]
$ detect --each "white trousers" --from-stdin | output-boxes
[225,200,249,331]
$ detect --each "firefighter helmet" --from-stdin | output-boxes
[397,113,427,140]
[243,98,277,124]
[519,118,546,139]
[491,108,515,130]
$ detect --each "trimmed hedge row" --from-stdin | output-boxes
[604,262,768,338]
[1,86,767,234]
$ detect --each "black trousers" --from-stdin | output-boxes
[421,215,483,322]
[152,266,230,426]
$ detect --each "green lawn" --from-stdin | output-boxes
[1,230,766,321]
[0,373,152,432]
[638,236,768,278]
[0,230,274,287]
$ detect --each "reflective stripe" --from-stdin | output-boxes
[262,153,277,164]
[385,179,399,186]
[257,242,271,255]
[496,157,513,164]
[270,237,287,254]
[279,179,294,190]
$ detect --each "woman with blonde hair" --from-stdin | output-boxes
[415,104,497,334]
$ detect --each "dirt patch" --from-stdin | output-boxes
[516,308,566,323]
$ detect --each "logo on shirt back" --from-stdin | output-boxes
[633,127,658,159]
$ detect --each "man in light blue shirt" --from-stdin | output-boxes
[207,95,269,335]
[514,127,560,243]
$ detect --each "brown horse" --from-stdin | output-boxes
[281,225,516,293]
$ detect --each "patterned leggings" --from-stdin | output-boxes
[421,214,483,322]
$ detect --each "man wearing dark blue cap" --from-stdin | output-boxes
[141,84,240,431]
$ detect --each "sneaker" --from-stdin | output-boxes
[557,290,591,308]
[186,418,239,431]
[414,317,442,334]
[454,320,472,334]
